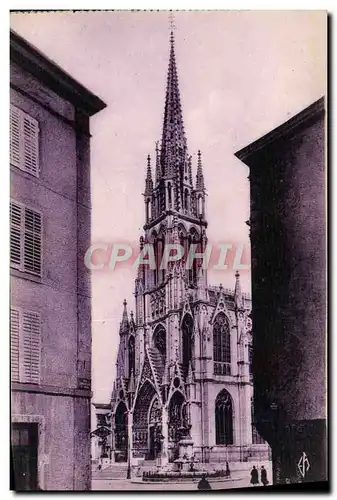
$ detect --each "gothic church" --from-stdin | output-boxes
[110,30,268,465]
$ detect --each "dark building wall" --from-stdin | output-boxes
[235,97,326,484]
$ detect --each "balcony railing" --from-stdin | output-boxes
[214,362,231,376]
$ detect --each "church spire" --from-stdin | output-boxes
[196,150,205,191]
[160,28,187,181]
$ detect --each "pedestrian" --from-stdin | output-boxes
[197,473,212,491]
[250,465,259,486]
[260,465,269,486]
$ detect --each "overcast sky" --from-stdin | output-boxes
[10,10,326,403]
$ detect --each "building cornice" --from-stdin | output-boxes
[235,96,325,165]
[10,30,106,116]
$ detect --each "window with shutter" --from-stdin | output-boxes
[10,308,41,385]
[10,308,20,382]
[10,202,23,269]
[22,311,41,384]
[10,201,42,277]
[10,107,21,168]
[24,208,42,276]
[10,105,39,177]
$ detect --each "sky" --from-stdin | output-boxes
[10,10,326,403]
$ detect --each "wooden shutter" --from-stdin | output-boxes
[10,201,23,268]
[10,308,20,382]
[22,311,41,384]
[22,114,39,176]
[23,207,42,276]
[10,105,39,177]
[10,106,21,168]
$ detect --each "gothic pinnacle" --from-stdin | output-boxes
[120,298,129,333]
[196,150,205,191]
[234,271,243,309]
[144,154,153,196]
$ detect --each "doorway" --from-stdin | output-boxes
[11,423,38,491]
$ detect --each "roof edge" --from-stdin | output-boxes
[10,30,106,116]
[234,96,325,164]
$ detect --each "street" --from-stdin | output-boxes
[92,469,273,491]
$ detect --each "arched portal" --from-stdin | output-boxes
[133,381,158,458]
[148,396,162,459]
[182,314,194,377]
[114,401,128,462]
[215,389,233,445]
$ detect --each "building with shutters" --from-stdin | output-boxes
[109,31,269,467]
[10,31,106,490]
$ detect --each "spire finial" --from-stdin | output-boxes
[169,11,176,40]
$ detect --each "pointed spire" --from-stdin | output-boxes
[234,271,243,309]
[120,299,129,334]
[196,150,205,191]
[160,26,187,180]
[144,154,153,196]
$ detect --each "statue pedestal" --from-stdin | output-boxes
[178,438,194,460]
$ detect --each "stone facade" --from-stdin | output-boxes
[10,31,106,490]
[109,32,269,466]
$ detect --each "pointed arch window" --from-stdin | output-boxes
[128,335,135,378]
[168,183,172,207]
[215,389,233,445]
[184,188,189,211]
[152,231,158,287]
[182,314,194,377]
[153,325,166,367]
[213,313,231,375]
[115,401,128,458]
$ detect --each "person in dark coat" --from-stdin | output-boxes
[250,466,259,486]
[197,473,212,491]
[260,466,269,486]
